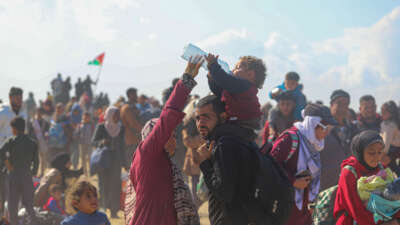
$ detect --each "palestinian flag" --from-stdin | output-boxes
[88,52,105,66]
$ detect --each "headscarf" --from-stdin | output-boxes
[125,118,200,225]
[351,130,384,170]
[70,103,82,124]
[293,115,324,210]
[104,106,121,138]
[294,115,325,151]
[50,153,70,186]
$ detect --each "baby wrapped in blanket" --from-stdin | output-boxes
[357,169,400,223]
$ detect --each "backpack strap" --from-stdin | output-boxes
[284,130,299,163]
[343,165,358,179]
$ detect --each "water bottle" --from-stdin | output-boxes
[181,43,231,73]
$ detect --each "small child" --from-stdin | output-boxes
[269,71,307,121]
[205,54,267,141]
[76,112,94,176]
[43,184,67,216]
[61,181,110,225]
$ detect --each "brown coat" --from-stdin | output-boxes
[34,168,62,207]
[182,129,203,176]
[120,103,142,146]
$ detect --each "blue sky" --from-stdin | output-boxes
[0,0,399,110]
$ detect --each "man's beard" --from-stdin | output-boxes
[11,103,21,114]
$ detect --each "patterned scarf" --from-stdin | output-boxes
[124,119,200,225]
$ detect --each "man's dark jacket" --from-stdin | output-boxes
[200,124,258,225]
[0,134,38,175]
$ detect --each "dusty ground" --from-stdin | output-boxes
[76,172,211,225]
[106,202,209,225]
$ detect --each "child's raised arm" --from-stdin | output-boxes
[206,53,251,95]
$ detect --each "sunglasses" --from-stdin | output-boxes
[317,122,328,130]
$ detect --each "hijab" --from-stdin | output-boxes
[294,115,325,151]
[50,153,70,186]
[104,106,121,138]
[70,103,82,124]
[125,118,200,225]
[351,130,385,170]
[293,115,324,209]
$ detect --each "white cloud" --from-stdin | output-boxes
[194,7,400,107]
[196,28,248,49]
[139,17,150,24]
[148,33,157,40]
[131,40,142,48]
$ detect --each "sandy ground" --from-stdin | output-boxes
[106,202,210,225]
[74,170,211,225]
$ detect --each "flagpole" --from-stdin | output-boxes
[93,65,103,94]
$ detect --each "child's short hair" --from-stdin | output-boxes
[239,56,267,89]
[285,72,300,82]
[83,111,91,117]
[67,181,97,212]
[10,117,25,133]
[49,184,64,194]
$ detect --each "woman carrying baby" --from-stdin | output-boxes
[334,130,400,225]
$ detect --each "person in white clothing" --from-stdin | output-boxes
[380,101,400,175]
[0,86,27,216]
[0,87,27,146]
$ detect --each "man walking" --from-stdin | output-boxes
[0,117,38,225]
[120,88,142,166]
[320,90,358,190]
[195,95,266,225]
[0,87,27,216]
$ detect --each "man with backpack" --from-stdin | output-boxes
[196,95,289,225]
[195,95,257,225]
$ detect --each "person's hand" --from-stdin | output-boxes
[78,168,84,175]
[293,176,311,190]
[382,219,400,225]
[197,141,214,163]
[207,72,212,80]
[205,53,218,66]
[184,55,204,78]
[381,154,391,166]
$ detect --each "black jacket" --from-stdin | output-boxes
[200,124,258,225]
[0,134,38,175]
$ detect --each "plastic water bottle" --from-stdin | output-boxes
[181,43,231,73]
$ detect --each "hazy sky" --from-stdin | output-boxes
[0,0,399,109]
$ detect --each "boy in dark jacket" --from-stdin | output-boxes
[0,117,38,225]
[205,54,267,141]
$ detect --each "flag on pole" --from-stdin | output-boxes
[88,52,105,66]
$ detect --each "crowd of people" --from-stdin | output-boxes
[0,52,399,225]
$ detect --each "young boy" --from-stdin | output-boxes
[205,54,267,141]
[61,181,110,225]
[43,184,66,216]
[0,117,38,225]
[76,112,93,176]
[269,71,307,121]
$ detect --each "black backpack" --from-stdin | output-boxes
[241,132,297,225]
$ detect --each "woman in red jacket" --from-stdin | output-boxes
[124,56,203,225]
[270,103,336,225]
[334,130,400,225]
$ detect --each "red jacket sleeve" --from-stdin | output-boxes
[262,121,270,145]
[138,80,189,156]
[335,168,376,225]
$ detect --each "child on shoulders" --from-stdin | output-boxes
[205,53,267,141]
